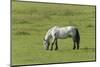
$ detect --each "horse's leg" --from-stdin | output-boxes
[73,41,76,50]
[76,41,79,50]
[55,39,58,50]
[50,41,55,50]
[50,38,56,50]
[46,42,50,50]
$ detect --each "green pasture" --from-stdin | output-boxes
[12,1,96,66]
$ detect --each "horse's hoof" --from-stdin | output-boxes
[55,48,58,50]
[55,49,58,50]
[50,49,53,51]
[77,48,79,50]
[55,49,58,51]
[73,48,75,50]
[46,48,49,50]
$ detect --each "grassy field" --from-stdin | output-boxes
[12,1,96,66]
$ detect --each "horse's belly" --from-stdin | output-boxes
[57,30,72,39]
[58,33,69,39]
[58,36,68,39]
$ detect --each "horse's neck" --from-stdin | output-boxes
[45,26,58,40]
[45,29,52,41]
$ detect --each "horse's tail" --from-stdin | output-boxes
[75,28,80,44]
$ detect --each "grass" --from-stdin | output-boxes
[12,1,96,66]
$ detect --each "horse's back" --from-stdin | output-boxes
[51,26,76,33]
[50,26,75,38]
[66,26,76,30]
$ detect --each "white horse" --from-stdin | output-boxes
[43,26,80,50]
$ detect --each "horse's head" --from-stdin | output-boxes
[43,39,49,50]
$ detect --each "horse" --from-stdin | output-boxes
[43,26,80,50]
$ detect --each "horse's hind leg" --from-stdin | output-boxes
[76,41,79,50]
[73,41,76,50]
[55,39,58,50]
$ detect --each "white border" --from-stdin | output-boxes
[0,0,10,67]
[20,0,96,5]
[0,0,100,67]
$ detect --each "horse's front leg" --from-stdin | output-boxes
[55,39,58,50]
[50,38,56,50]
[46,42,50,50]
[50,42,55,51]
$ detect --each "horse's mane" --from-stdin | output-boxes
[46,26,58,35]
[45,26,58,40]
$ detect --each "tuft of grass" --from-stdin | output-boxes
[19,20,30,24]
[87,24,94,28]
[15,31,30,35]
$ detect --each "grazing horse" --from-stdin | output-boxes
[43,26,80,50]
